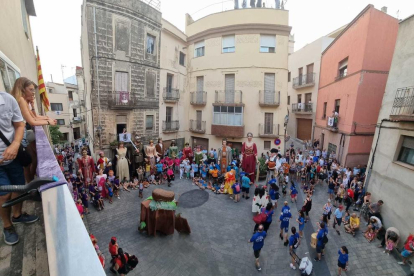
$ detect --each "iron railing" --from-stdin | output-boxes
[293,73,315,88]
[189,119,206,133]
[163,88,180,102]
[162,120,180,132]
[259,90,280,106]
[327,116,339,131]
[258,123,279,137]
[390,87,414,117]
[108,91,136,109]
[190,91,207,105]
[292,103,313,113]
[214,90,243,105]
[335,72,347,81]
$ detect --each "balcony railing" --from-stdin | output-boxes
[189,119,206,133]
[292,103,313,113]
[335,72,347,81]
[293,73,316,89]
[162,120,179,132]
[190,91,207,105]
[73,116,82,123]
[390,87,414,121]
[108,91,136,110]
[163,88,180,102]
[214,90,243,106]
[327,116,339,132]
[35,126,105,275]
[259,90,280,107]
[258,123,280,138]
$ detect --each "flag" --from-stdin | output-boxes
[36,47,50,112]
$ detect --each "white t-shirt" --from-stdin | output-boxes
[0,92,24,166]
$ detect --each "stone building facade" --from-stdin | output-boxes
[81,0,161,155]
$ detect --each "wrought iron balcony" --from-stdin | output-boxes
[162,120,180,133]
[327,116,339,132]
[258,124,279,138]
[73,116,83,123]
[108,91,136,110]
[189,119,206,133]
[259,90,280,107]
[390,87,414,121]
[163,88,180,102]
[190,91,207,105]
[214,90,243,106]
[292,103,313,114]
[293,73,316,89]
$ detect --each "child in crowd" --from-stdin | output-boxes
[269,183,279,208]
[231,181,241,203]
[145,163,151,179]
[107,183,114,204]
[113,177,120,199]
[337,246,349,276]
[364,226,375,242]
[301,169,307,185]
[297,210,305,237]
[384,239,395,255]
[167,167,174,187]
[138,181,144,198]
[190,168,194,179]
[76,199,84,218]
[122,177,131,192]
[342,210,350,225]
[80,188,89,215]
[185,163,191,179]
[282,181,287,198]
[137,167,144,182]
[290,183,298,203]
[179,162,185,179]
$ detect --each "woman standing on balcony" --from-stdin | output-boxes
[241,133,257,184]
[11,77,57,183]
[116,142,130,183]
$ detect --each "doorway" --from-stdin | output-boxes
[320,133,325,150]
[117,124,126,141]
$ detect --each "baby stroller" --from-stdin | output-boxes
[290,251,313,275]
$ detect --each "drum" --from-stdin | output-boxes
[310,232,317,248]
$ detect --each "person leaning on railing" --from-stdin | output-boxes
[10,77,56,183]
[0,90,39,245]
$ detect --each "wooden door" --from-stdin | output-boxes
[264,113,273,134]
[196,110,202,130]
[225,74,235,103]
[264,73,275,103]
[297,118,312,141]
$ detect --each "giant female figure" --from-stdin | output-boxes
[241,132,257,183]
[77,147,95,186]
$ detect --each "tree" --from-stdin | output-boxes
[49,126,63,145]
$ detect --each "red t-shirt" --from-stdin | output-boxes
[109,243,118,256]
[347,189,354,199]
[405,235,413,251]
[115,254,128,268]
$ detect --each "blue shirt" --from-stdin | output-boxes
[232,183,241,194]
[242,176,251,188]
[268,178,277,185]
[298,217,305,230]
[290,186,298,195]
[289,233,300,247]
[317,228,328,246]
[334,208,343,219]
[250,231,267,251]
[338,250,348,264]
[192,163,199,172]
[281,205,291,216]
[280,213,291,224]
[213,151,218,159]
[261,208,274,223]
[156,163,163,172]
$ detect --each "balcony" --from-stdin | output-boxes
[214,90,244,106]
[293,73,315,89]
[73,116,83,123]
[335,72,347,81]
[390,86,414,121]
[259,90,280,107]
[292,103,313,114]
[108,91,136,110]
[327,116,339,132]
[189,119,206,134]
[163,88,180,103]
[258,124,280,138]
[162,120,180,133]
[190,91,207,106]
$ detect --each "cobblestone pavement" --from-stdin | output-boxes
[87,172,410,276]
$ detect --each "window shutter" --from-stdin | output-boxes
[260,35,276,47]
[197,76,204,92]
[222,35,235,48]
[402,137,414,149]
[195,41,205,49]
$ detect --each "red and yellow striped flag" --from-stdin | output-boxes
[36,47,50,112]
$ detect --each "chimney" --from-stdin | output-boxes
[381,6,387,14]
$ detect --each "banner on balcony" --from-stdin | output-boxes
[119,91,129,104]
[119,133,131,143]
[327,117,334,127]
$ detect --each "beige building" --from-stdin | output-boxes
[287,27,344,142]
[158,8,291,154]
[0,0,42,111]
[365,14,414,241]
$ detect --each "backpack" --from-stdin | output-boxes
[322,233,329,244]
[253,211,267,224]
[235,184,240,193]
[275,191,280,200]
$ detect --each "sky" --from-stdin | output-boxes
[30,0,414,84]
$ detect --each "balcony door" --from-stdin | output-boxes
[166,107,172,123]
[306,63,314,83]
[264,113,273,134]
[298,67,303,85]
[225,74,235,103]
[264,73,275,104]
[196,76,204,102]
[115,71,128,104]
[166,74,173,94]
[196,110,202,130]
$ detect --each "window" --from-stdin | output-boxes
[179,52,186,66]
[305,93,312,103]
[146,115,154,130]
[264,113,274,134]
[68,91,73,101]
[115,71,128,92]
[323,102,327,119]
[73,109,77,117]
[222,35,235,53]
[20,0,29,38]
[288,96,290,105]
[51,103,63,111]
[146,34,155,55]
[115,21,130,54]
[166,74,173,93]
[298,67,303,85]
[338,58,348,78]
[57,119,65,125]
[73,127,81,140]
[397,136,414,166]
[194,41,205,57]
[213,106,243,126]
[166,107,173,122]
[264,141,271,150]
[297,94,302,104]
[146,70,155,97]
[335,99,340,114]
[288,72,291,82]
[0,58,20,93]
[48,88,53,94]
[260,35,276,53]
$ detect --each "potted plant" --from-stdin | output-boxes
[257,157,267,180]
[109,140,118,149]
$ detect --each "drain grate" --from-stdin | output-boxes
[178,189,209,208]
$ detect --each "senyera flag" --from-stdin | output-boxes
[36,47,50,112]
